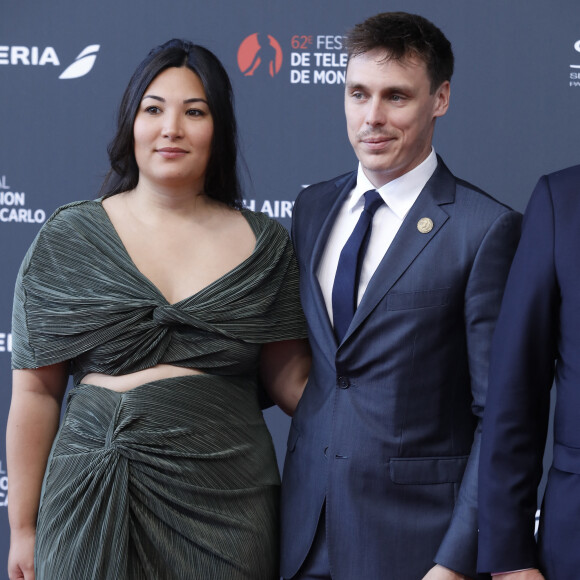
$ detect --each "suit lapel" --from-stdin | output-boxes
[342,160,456,344]
[305,172,357,355]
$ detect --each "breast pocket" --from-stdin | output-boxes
[387,288,450,311]
[553,442,580,474]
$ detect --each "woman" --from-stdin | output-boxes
[7,39,310,580]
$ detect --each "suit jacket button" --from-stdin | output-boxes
[337,376,350,389]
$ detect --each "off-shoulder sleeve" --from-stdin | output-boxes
[12,246,36,368]
[240,211,308,343]
[11,202,96,369]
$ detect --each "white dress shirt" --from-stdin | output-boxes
[316,149,438,327]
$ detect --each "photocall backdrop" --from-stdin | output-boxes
[1,0,579,570]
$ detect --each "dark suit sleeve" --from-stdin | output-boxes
[434,208,523,576]
[477,178,558,573]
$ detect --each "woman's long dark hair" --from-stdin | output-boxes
[100,39,242,208]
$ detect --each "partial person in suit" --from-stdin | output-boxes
[280,12,522,580]
[478,165,580,580]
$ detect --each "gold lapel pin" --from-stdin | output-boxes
[417,217,434,234]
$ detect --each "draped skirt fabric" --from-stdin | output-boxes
[34,375,281,580]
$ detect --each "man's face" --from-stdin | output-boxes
[344,49,450,188]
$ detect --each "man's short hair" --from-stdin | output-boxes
[345,12,454,93]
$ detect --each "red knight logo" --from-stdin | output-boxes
[237,33,283,77]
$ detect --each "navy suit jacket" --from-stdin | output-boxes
[281,158,521,580]
[478,165,580,579]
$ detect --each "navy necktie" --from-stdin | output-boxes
[332,189,383,342]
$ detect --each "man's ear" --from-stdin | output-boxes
[433,81,450,118]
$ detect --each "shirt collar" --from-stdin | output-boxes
[348,148,438,219]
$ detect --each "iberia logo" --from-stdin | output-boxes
[59,45,100,79]
[237,34,283,77]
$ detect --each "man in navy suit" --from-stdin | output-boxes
[478,165,580,580]
[280,12,522,580]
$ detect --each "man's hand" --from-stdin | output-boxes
[492,571,545,580]
[421,564,469,580]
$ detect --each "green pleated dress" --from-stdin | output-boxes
[11,200,307,580]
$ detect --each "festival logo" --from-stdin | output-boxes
[0,44,100,79]
[237,34,283,78]
[237,33,347,85]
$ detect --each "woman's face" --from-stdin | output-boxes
[133,66,214,193]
